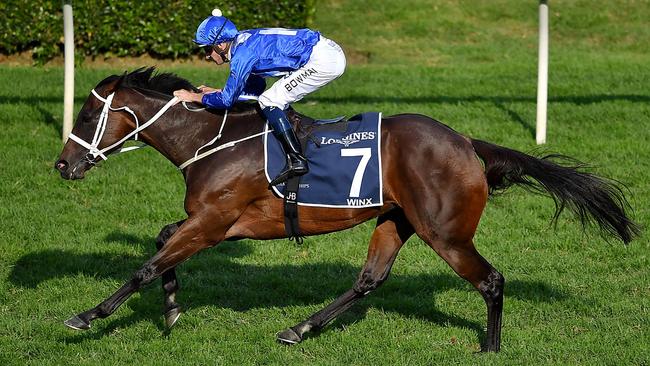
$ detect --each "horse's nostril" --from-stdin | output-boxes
[55,160,68,172]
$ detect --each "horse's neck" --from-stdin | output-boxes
[134,96,263,168]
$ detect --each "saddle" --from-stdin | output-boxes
[286,107,348,148]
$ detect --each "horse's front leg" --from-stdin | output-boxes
[277,210,413,344]
[64,217,222,331]
[155,219,186,328]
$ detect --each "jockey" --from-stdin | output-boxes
[173,9,347,186]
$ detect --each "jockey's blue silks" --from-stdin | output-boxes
[193,9,345,187]
[200,28,322,109]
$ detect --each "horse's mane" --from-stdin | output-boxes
[97,67,258,114]
[97,67,198,96]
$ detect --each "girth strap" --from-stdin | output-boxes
[283,176,303,244]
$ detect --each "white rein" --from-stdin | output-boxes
[66,89,269,169]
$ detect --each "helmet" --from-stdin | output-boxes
[193,9,238,46]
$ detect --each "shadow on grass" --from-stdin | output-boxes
[8,238,570,346]
[307,94,650,106]
[312,93,650,140]
[493,102,535,138]
[34,104,62,136]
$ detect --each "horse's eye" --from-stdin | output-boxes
[80,111,94,124]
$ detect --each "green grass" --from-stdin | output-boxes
[1,1,650,364]
[316,0,650,66]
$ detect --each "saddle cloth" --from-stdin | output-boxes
[264,112,383,208]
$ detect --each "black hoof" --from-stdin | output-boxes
[64,315,90,330]
[164,306,181,329]
[276,328,302,345]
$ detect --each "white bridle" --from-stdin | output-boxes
[67,89,179,161]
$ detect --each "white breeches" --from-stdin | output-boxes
[258,36,346,110]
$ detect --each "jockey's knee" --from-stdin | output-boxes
[258,95,284,110]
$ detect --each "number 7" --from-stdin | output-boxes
[341,148,371,198]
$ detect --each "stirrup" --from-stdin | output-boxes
[269,170,292,187]
[269,166,307,187]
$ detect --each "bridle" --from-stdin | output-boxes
[67,89,178,161]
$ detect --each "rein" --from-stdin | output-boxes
[67,88,270,170]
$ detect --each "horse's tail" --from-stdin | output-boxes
[470,138,640,244]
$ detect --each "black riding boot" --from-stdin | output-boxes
[262,106,309,186]
[269,129,309,186]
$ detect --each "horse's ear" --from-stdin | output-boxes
[101,72,127,94]
[114,71,128,89]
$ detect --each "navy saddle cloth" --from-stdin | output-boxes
[264,112,383,208]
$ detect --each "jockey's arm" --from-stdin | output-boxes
[202,50,257,109]
[195,77,262,99]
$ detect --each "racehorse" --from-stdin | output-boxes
[54,68,639,352]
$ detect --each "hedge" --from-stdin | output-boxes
[0,0,316,63]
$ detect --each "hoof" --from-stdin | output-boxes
[164,306,181,329]
[276,328,302,345]
[64,315,90,331]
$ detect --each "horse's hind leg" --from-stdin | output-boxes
[424,237,504,352]
[155,219,185,328]
[277,209,414,344]
[398,151,504,351]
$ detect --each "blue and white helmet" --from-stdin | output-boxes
[193,9,238,46]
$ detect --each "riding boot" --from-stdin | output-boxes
[262,106,309,186]
[270,129,309,186]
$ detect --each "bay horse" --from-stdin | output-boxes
[55,68,639,352]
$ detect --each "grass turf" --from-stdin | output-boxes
[1,1,649,364]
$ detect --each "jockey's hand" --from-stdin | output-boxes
[173,89,203,105]
[198,85,221,93]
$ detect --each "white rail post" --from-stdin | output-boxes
[536,0,549,145]
[62,0,74,143]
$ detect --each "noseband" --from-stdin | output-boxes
[67,89,178,161]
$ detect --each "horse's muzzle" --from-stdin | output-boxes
[55,158,91,180]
